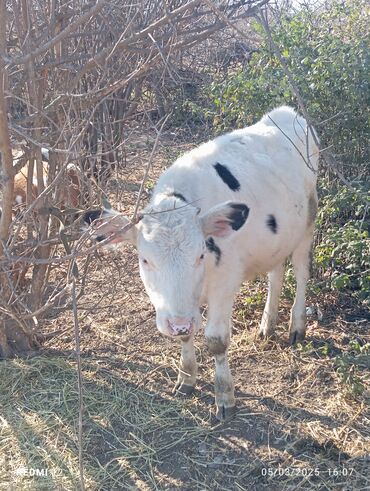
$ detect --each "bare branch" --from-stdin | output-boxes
[132,113,171,221]
[5,0,108,67]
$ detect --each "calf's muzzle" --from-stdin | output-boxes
[167,317,193,336]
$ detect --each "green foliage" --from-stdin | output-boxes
[294,339,368,398]
[320,343,330,357]
[202,0,369,303]
[334,354,366,397]
[348,339,370,355]
[206,0,369,175]
[293,340,334,359]
[171,98,212,128]
[294,340,315,354]
[315,180,369,302]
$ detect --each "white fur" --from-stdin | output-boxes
[94,106,319,416]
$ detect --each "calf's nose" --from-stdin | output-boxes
[168,317,193,336]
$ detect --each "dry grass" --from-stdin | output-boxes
[0,129,369,490]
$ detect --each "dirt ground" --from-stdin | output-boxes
[0,130,369,490]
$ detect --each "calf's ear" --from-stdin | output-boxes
[83,208,137,245]
[200,201,249,238]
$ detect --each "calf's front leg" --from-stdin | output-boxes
[205,297,235,421]
[174,334,197,396]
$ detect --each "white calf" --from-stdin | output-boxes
[85,106,319,420]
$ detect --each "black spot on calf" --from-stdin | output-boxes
[267,214,278,234]
[213,163,241,192]
[206,237,221,265]
[41,148,49,162]
[84,209,103,225]
[168,191,187,202]
[228,203,249,231]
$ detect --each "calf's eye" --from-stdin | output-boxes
[200,254,204,260]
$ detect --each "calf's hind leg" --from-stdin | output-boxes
[289,228,314,344]
[259,262,285,338]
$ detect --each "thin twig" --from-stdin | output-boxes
[70,268,85,491]
[132,113,170,221]
[267,114,315,171]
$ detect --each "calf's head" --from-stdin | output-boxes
[84,199,249,338]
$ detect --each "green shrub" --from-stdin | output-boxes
[202,0,369,303]
[315,181,369,303]
[206,0,369,177]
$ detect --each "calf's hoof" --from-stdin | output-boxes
[258,329,274,340]
[216,404,237,421]
[289,330,305,345]
[173,383,195,397]
[259,318,276,339]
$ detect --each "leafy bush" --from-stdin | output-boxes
[201,0,369,303]
[315,181,369,302]
[206,0,369,178]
